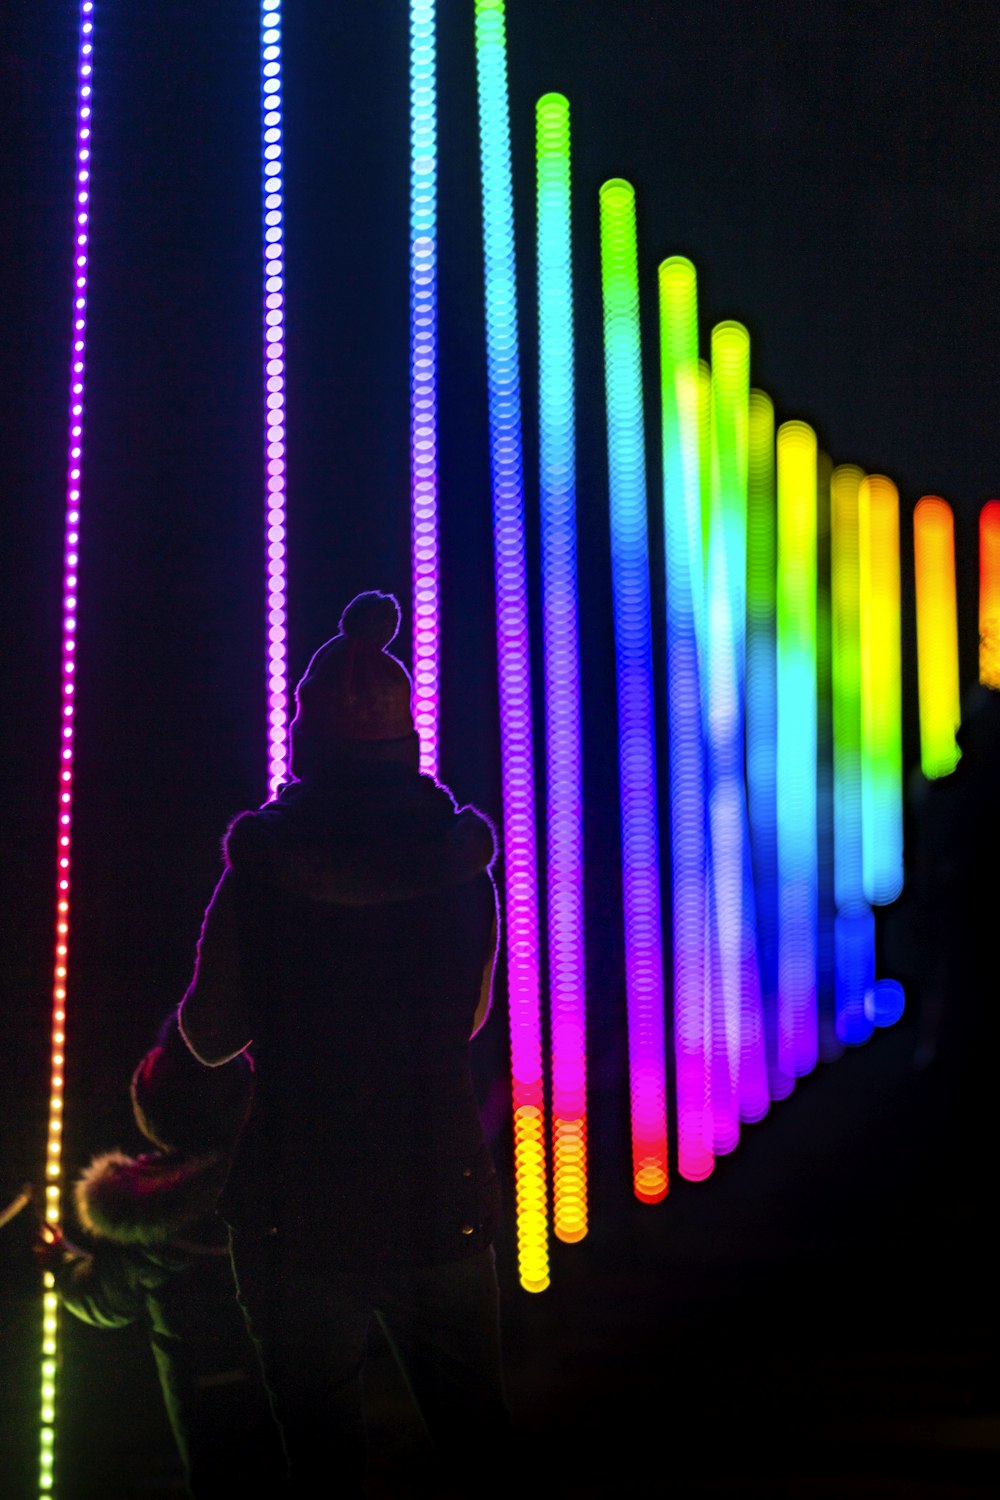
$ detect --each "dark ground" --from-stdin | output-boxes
[2,1005,997,1500]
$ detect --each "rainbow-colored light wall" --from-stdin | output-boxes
[537,92,588,1244]
[913,496,961,779]
[599,179,668,1205]
[474,0,548,1292]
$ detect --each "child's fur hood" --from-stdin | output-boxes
[73,1149,230,1246]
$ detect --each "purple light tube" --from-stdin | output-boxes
[38,5,98,1491]
[410,1,440,777]
[475,0,548,1291]
[259,0,290,799]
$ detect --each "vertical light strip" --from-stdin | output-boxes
[746,391,790,1098]
[815,451,840,1062]
[913,496,961,779]
[536,93,587,1244]
[474,0,548,1292]
[776,420,819,1080]
[259,0,290,799]
[39,5,96,1494]
[859,474,904,905]
[830,464,875,1046]
[410,0,440,776]
[658,257,712,1182]
[980,500,1000,689]
[598,179,668,1205]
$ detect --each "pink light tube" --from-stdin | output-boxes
[979,500,1000,689]
[913,496,961,779]
[409,1,441,776]
[38,5,97,1492]
[259,0,290,799]
[475,0,548,1291]
[537,93,587,1244]
[599,179,668,1206]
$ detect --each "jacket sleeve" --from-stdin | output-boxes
[50,1240,144,1330]
[178,870,253,1066]
[471,872,500,1038]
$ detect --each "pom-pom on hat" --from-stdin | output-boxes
[290,591,416,762]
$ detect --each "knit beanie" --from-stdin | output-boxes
[130,1012,254,1156]
[290,591,416,772]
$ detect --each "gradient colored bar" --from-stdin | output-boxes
[746,391,790,1098]
[816,451,841,1063]
[658,256,711,1182]
[474,0,548,1291]
[409,0,440,776]
[830,464,875,1045]
[259,0,290,798]
[776,420,819,1080]
[599,179,668,1205]
[39,5,97,1493]
[859,474,904,905]
[981,500,1000,688]
[536,92,587,1244]
[913,496,961,779]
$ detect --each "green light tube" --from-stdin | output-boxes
[913,495,961,778]
[859,474,904,905]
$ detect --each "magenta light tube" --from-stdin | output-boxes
[410,1,441,777]
[38,6,97,1492]
[474,0,548,1291]
[537,93,588,1244]
[599,179,668,1205]
[658,256,712,1182]
[259,0,290,799]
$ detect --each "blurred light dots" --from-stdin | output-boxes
[475,0,548,1291]
[599,179,668,1203]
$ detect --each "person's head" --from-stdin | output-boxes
[289,590,419,779]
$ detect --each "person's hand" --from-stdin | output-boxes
[33,1222,67,1273]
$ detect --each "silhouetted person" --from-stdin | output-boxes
[178,590,513,1496]
[34,1012,286,1497]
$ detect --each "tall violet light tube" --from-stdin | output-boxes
[409,0,440,776]
[658,256,712,1182]
[599,179,668,1205]
[259,0,290,799]
[913,496,961,779]
[981,500,1000,689]
[536,92,588,1244]
[776,420,819,1081]
[474,0,548,1292]
[859,475,904,906]
[38,6,97,1494]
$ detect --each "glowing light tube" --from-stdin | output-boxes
[658,256,711,1182]
[39,5,97,1493]
[859,474,904,905]
[259,0,290,798]
[536,93,587,1244]
[704,322,767,1147]
[746,391,791,1099]
[599,179,668,1205]
[830,464,874,1046]
[816,452,841,1063]
[913,496,961,779]
[474,0,548,1291]
[980,500,1000,689]
[776,420,819,1080]
[410,0,440,776]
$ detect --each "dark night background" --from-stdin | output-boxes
[1,3,999,1496]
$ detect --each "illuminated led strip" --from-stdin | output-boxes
[658,257,711,1182]
[913,496,961,779]
[599,179,668,1205]
[705,322,767,1144]
[859,474,904,905]
[776,420,819,1080]
[746,391,791,1098]
[39,6,97,1494]
[259,0,289,798]
[474,0,548,1291]
[536,93,587,1243]
[410,0,440,776]
[830,464,874,1045]
[980,500,1000,689]
[815,451,840,1063]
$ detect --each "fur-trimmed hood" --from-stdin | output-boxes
[223,764,497,906]
[73,1149,231,1246]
